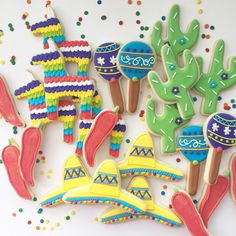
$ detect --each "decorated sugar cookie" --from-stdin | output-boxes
[151,4,199,59]
[63,160,147,213]
[118,41,155,113]
[31,38,94,120]
[177,126,209,195]
[171,189,210,236]
[146,100,190,153]
[31,6,92,77]
[83,107,119,167]
[194,40,236,115]
[15,70,77,143]
[119,132,183,181]
[0,75,24,127]
[94,42,124,113]
[230,153,236,203]
[204,113,236,184]
[198,175,229,227]
[97,176,182,226]
[40,154,91,207]
[2,139,32,200]
[148,44,199,120]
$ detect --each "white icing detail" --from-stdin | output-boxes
[160,129,166,134]
[169,118,174,123]
[173,40,176,46]
[174,95,182,98]
[181,84,186,88]
[185,103,188,111]
[217,69,223,75]
[186,75,193,78]
[44,80,92,88]
[167,47,170,55]
[58,105,75,111]
[219,45,224,51]
[207,77,212,84]
[223,126,231,135]
[164,88,167,94]
[214,58,219,63]
[157,39,161,46]
[148,105,153,110]
[179,139,206,148]
[154,26,160,31]
[170,27,174,33]
[173,11,178,19]
[193,24,199,30]
[151,78,159,84]
[184,36,189,41]
[172,72,176,78]
[189,57,193,64]
[31,108,47,114]
[153,116,156,123]
[212,122,219,132]
[199,86,205,91]
[208,100,212,107]
[165,145,169,151]
[168,136,173,142]
[60,45,91,52]
[212,90,217,95]
[220,81,226,86]
[97,57,105,66]
[230,73,236,78]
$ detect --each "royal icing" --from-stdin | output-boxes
[151,4,199,59]
[230,154,236,203]
[118,41,155,113]
[63,160,147,214]
[171,190,210,236]
[94,42,124,113]
[40,154,91,207]
[20,127,42,186]
[15,70,76,143]
[2,140,32,200]
[0,75,24,127]
[148,44,199,120]
[83,107,119,167]
[97,176,182,226]
[31,38,94,120]
[178,126,209,164]
[145,100,190,153]
[31,6,92,77]
[194,40,236,115]
[198,175,229,227]
[119,132,183,180]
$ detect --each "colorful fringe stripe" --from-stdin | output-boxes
[119,169,182,181]
[14,79,76,143]
[41,193,65,207]
[65,196,143,213]
[99,212,181,226]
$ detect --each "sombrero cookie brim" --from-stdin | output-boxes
[97,204,182,226]
[63,186,147,213]
[119,161,184,181]
[40,187,66,207]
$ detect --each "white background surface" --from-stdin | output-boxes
[0,0,235,235]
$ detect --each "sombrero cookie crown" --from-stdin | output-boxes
[119,132,183,181]
[63,160,147,213]
[97,176,182,226]
[40,154,90,207]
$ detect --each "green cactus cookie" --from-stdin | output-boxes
[145,100,190,153]
[148,44,199,120]
[151,4,200,59]
[194,40,236,115]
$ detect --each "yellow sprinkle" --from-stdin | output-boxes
[0,59,5,64]
[70,210,76,216]
[49,227,54,231]
[47,175,51,179]
[45,220,50,224]
[147,94,151,99]
[48,169,53,174]
[39,170,44,175]
[198,9,203,14]
[55,222,60,227]
[42,226,46,231]
[196,0,202,4]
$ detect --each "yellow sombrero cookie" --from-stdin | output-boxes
[63,160,147,213]
[40,154,91,207]
[119,133,183,181]
[97,176,182,226]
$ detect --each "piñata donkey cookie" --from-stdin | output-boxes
[151,4,199,59]
[15,70,77,143]
[119,132,183,180]
[146,100,190,153]
[97,176,182,226]
[31,39,94,120]
[63,160,147,214]
[148,44,199,120]
[40,154,90,207]
[194,40,236,115]
[117,41,155,113]
[177,126,209,196]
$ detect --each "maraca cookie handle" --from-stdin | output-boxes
[128,80,140,113]
[204,148,222,185]
[187,162,200,196]
[109,81,125,114]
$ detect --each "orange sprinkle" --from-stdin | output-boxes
[204,24,209,29]
[35,226,40,230]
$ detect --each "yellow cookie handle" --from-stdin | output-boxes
[187,162,200,196]
[128,80,140,113]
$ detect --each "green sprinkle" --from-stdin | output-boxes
[33,197,38,202]
[18,208,23,213]
[0,159,2,164]
[140,26,144,31]
[125,139,130,143]
[101,15,107,20]
[144,26,149,31]
[76,21,81,26]
[81,34,85,39]
[84,11,89,15]
[65,216,70,220]
[139,34,144,39]
[231,99,235,103]
[136,11,140,16]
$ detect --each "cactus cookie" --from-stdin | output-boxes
[194,40,236,115]
[148,45,199,120]
[145,100,190,153]
[151,4,199,59]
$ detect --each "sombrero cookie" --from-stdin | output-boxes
[40,154,90,207]
[119,133,183,181]
[63,160,147,213]
[97,176,182,226]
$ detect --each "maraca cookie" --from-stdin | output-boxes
[94,43,124,113]
[118,41,155,113]
[178,126,209,195]
[204,112,236,184]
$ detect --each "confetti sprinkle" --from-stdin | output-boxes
[161,191,165,196]
[8,23,14,32]
[101,15,107,20]
[198,9,203,14]
[161,16,166,21]
[176,158,181,163]
[125,139,130,143]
